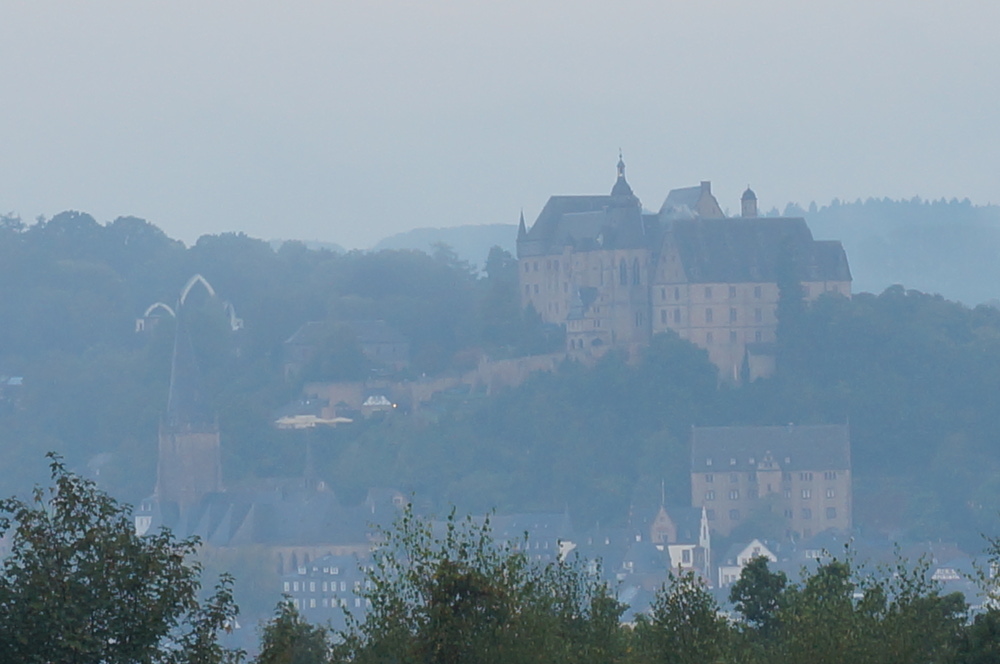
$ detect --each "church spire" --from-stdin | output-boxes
[611,150,635,198]
[517,209,527,240]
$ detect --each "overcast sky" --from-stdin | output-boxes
[1,1,996,249]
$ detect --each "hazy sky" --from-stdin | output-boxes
[1,1,997,249]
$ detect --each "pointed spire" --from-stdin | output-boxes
[517,209,527,240]
[611,150,634,198]
[165,311,215,430]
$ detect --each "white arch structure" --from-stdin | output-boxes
[179,274,216,306]
[143,302,176,319]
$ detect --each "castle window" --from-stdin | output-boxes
[706,509,716,520]
[619,259,627,285]
[801,489,812,499]
[802,508,812,519]
[554,260,559,271]
[755,308,762,322]
[706,458,713,466]
[729,509,741,521]
[705,474,713,483]
[729,308,737,322]
[524,263,529,273]
[682,549,691,564]
[705,490,715,501]
[730,331,737,344]
[632,258,640,285]
[635,311,643,327]
[525,285,530,296]
[674,309,681,323]
[729,286,737,298]
[730,473,738,483]
[824,471,837,480]
[799,472,813,481]
[748,488,758,499]
[704,287,712,299]
[755,331,763,342]
[706,332,713,343]
[533,284,539,294]
[783,489,792,499]
[754,285,762,298]
[661,288,666,301]
[729,490,739,500]
[705,309,713,323]
[730,458,737,466]
[661,310,667,324]
[533,262,538,271]
[783,509,793,518]
[826,488,836,499]
[826,507,837,519]
[546,260,551,270]
[674,287,680,300]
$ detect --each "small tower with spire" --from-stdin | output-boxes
[611,149,635,199]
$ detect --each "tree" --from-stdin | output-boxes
[0,454,242,664]
[332,507,625,664]
[729,555,786,638]
[633,570,733,664]
[255,600,330,664]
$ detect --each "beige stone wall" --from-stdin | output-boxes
[692,468,852,537]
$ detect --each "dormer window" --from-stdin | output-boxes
[730,458,736,466]
[706,458,713,467]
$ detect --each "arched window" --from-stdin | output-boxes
[632,258,640,285]
[619,259,627,285]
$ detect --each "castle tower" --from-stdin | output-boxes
[155,312,223,510]
[741,186,758,217]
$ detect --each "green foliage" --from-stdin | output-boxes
[729,556,786,637]
[0,454,242,664]
[332,506,625,664]
[255,600,330,664]
[633,570,733,664]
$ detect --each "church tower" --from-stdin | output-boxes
[155,312,223,510]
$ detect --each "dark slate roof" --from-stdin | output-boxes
[519,194,654,255]
[742,187,757,201]
[691,424,851,472]
[667,507,705,544]
[669,217,851,283]
[660,185,703,215]
[165,315,215,429]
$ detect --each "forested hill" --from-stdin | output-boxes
[3,209,1000,548]
[795,197,1000,305]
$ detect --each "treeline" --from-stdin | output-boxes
[264,507,1000,664]
[793,196,1000,304]
[7,462,997,664]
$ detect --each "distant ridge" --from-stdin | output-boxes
[372,224,517,269]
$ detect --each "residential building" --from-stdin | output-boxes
[691,424,852,538]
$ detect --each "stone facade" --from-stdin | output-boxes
[516,158,852,380]
[690,425,853,538]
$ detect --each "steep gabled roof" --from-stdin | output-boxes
[691,424,851,473]
[668,217,851,283]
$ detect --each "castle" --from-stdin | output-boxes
[516,157,852,380]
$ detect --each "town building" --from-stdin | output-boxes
[690,424,852,539]
[516,157,852,380]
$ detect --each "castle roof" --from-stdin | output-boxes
[691,424,851,473]
[668,217,851,283]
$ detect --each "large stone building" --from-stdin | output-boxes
[516,157,852,380]
[690,424,852,539]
